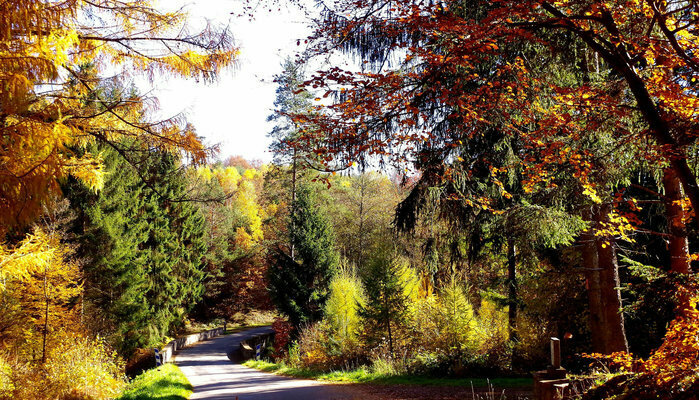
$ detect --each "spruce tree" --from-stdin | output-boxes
[268,183,339,328]
[65,147,206,355]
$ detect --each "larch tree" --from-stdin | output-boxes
[0,0,237,235]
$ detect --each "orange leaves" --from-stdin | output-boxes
[583,351,635,372]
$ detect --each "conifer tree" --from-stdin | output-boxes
[268,183,339,328]
[65,147,206,354]
[360,248,415,356]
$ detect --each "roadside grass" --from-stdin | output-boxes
[243,359,532,388]
[117,363,193,400]
[224,323,272,335]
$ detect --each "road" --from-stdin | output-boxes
[176,326,359,400]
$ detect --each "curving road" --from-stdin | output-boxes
[176,326,359,400]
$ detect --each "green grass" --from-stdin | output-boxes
[243,360,532,388]
[223,323,271,335]
[117,364,193,400]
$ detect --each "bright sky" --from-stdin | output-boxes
[152,1,314,163]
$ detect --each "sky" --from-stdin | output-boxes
[152,1,314,163]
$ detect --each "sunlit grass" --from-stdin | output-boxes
[117,364,193,400]
[224,323,272,335]
[243,359,532,387]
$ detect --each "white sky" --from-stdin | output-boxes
[152,1,314,163]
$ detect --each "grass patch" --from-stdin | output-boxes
[224,323,271,335]
[242,360,532,388]
[117,363,193,400]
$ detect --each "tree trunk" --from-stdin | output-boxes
[507,238,518,342]
[582,207,605,352]
[595,210,629,353]
[582,206,629,354]
[663,167,691,273]
[291,148,297,261]
[42,266,49,363]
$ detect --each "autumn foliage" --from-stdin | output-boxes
[0,0,238,398]
[0,0,236,230]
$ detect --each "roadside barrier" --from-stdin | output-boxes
[155,327,224,365]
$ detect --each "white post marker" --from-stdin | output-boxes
[255,344,261,361]
[154,348,162,366]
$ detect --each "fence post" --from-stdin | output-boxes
[154,348,162,366]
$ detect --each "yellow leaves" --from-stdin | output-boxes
[582,351,634,372]
[44,335,126,399]
[64,154,105,192]
[0,228,58,286]
[596,211,636,242]
[582,183,603,204]
[0,0,239,232]
[234,227,254,250]
[243,168,259,180]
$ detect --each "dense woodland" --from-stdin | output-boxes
[1,1,699,399]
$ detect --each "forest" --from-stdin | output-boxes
[1,0,699,399]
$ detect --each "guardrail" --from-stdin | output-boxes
[239,331,274,361]
[155,327,224,364]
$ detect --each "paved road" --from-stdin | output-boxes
[176,326,358,400]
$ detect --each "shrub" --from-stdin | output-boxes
[271,318,293,360]
[295,321,366,371]
[1,334,126,400]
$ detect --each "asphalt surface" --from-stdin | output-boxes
[176,326,358,400]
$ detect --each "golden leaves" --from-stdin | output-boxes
[0,0,238,232]
[0,228,58,285]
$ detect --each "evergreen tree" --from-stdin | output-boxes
[268,183,339,328]
[268,58,313,165]
[64,147,206,355]
[360,247,415,356]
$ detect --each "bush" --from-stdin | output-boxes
[44,334,126,399]
[1,334,126,400]
[271,318,293,360]
[295,322,366,371]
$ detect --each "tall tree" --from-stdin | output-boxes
[291,0,689,354]
[0,0,236,234]
[268,58,317,259]
[64,147,207,354]
[268,183,339,328]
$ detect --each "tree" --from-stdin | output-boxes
[324,172,403,269]
[325,265,366,343]
[268,58,318,259]
[3,224,81,362]
[63,147,207,354]
[360,247,418,356]
[291,0,699,355]
[268,183,339,328]
[0,0,236,234]
[192,164,272,324]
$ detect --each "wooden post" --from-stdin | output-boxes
[534,337,569,400]
[550,337,561,369]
